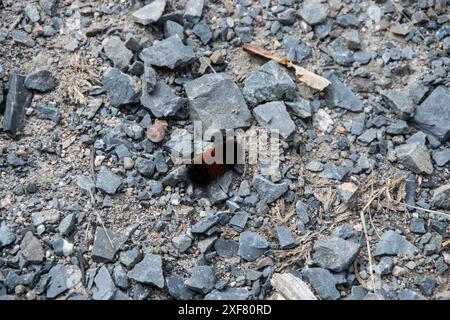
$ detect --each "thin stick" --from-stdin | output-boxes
[389,199,450,220]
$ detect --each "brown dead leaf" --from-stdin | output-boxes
[243,44,331,91]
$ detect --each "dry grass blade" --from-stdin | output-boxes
[60,54,101,105]
[243,44,331,91]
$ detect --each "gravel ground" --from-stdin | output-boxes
[0,0,449,300]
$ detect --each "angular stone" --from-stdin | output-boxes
[303,268,339,300]
[191,215,219,234]
[329,37,354,66]
[172,234,192,253]
[3,73,32,136]
[193,19,212,45]
[58,214,77,236]
[140,36,196,70]
[141,80,185,118]
[185,73,252,131]
[164,20,185,41]
[135,157,156,178]
[275,226,297,249]
[132,0,167,25]
[39,0,57,16]
[167,276,194,300]
[205,288,250,300]
[20,232,44,263]
[286,99,312,119]
[254,101,296,140]
[432,184,450,210]
[380,89,415,120]
[93,266,116,300]
[127,253,164,288]
[214,238,239,258]
[46,264,82,299]
[386,120,410,135]
[185,265,215,294]
[243,61,296,105]
[413,86,450,142]
[374,230,419,256]
[238,231,268,262]
[11,30,35,47]
[31,209,60,226]
[0,220,16,248]
[432,149,450,166]
[91,227,122,263]
[299,2,328,26]
[313,237,360,272]
[395,143,433,175]
[76,175,95,194]
[25,3,41,22]
[24,66,56,92]
[102,36,133,70]
[325,74,363,112]
[102,68,138,107]
[185,0,204,23]
[35,103,61,123]
[252,174,288,204]
[96,166,122,195]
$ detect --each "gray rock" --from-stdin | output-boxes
[3,73,32,136]
[374,230,419,256]
[96,166,122,195]
[191,215,219,234]
[4,271,36,290]
[243,61,296,105]
[76,175,95,194]
[58,214,76,236]
[161,165,189,187]
[380,89,415,120]
[91,227,122,263]
[313,237,360,272]
[20,232,44,263]
[344,285,368,300]
[11,30,35,47]
[119,248,142,268]
[229,212,250,232]
[132,0,167,25]
[164,20,185,41]
[398,289,426,300]
[0,221,16,248]
[25,3,41,23]
[173,234,192,253]
[252,174,288,204]
[413,86,450,142]
[299,2,328,26]
[24,66,56,92]
[167,276,194,300]
[93,266,116,300]
[127,253,164,288]
[113,265,128,290]
[376,256,393,276]
[386,120,410,135]
[295,201,309,224]
[282,36,311,64]
[238,231,268,262]
[432,184,450,210]
[205,288,250,300]
[185,0,204,23]
[198,237,217,254]
[214,238,239,258]
[432,149,450,166]
[141,81,185,118]
[102,36,133,70]
[46,264,82,299]
[193,19,212,45]
[185,265,215,294]
[278,8,297,25]
[135,157,155,178]
[395,143,433,175]
[35,103,61,123]
[140,36,196,69]
[357,128,378,146]
[235,27,253,43]
[343,29,361,50]
[185,73,252,131]
[39,0,57,16]
[275,226,297,249]
[286,99,312,119]
[102,68,138,107]
[325,74,363,112]
[329,37,354,66]
[444,37,450,54]
[416,277,437,297]
[410,217,426,234]
[50,235,74,256]
[254,101,296,140]
[303,268,340,300]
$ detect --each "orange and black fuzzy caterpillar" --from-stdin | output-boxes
[187,136,242,187]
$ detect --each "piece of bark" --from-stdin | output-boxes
[243,44,331,91]
[270,273,318,300]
